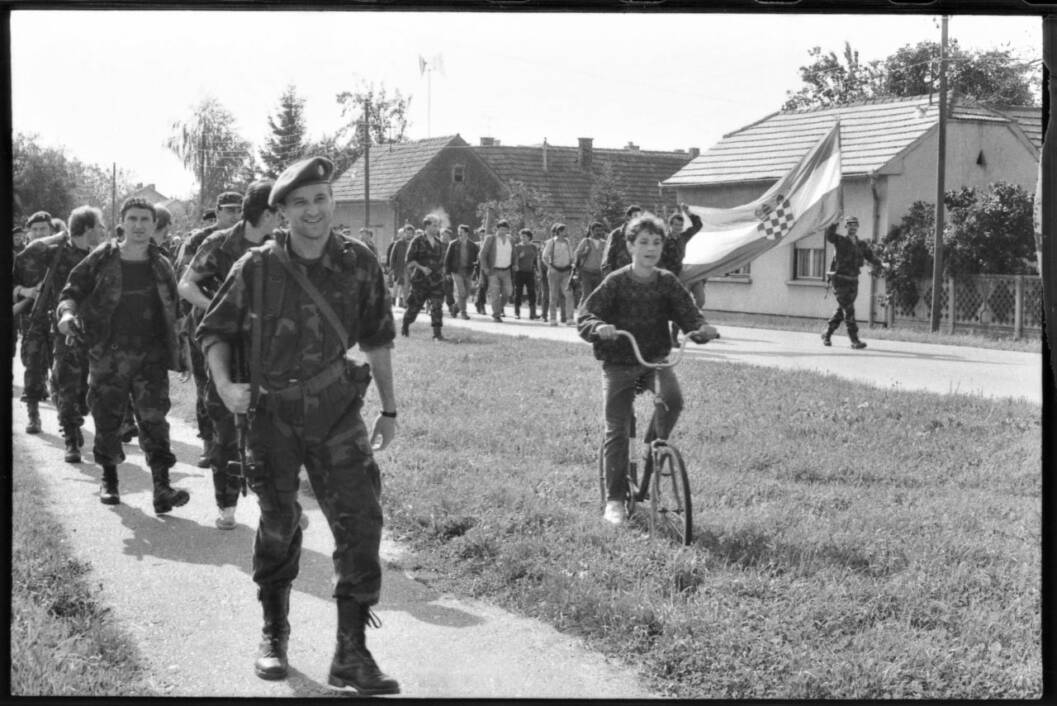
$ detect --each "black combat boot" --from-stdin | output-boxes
[151,466,190,514]
[821,323,837,347]
[99,465,120,505]
[400,319,410,337]
[849,337,867,350]
[196,438,213,469]
[254,585,291,680]
[25,400,41,434]
[328,598,400,695]
[63,426,81,463]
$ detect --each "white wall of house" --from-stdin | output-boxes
[673,122,1036,323]
[333,201,397,255]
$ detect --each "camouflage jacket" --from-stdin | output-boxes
[184,221,273,331]
[601,224,632,276]
[826,225,882,281]
[405,233,446,284]
[195,230,395,391]
[56,240,183,370]
[12,232,93,326]
[174,225,219,313]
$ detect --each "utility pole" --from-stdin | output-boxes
[111,162,117,236]
[363,94,371,231]
[929,15,948,333]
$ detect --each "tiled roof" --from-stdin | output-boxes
[474,144,692,218]
[663,95,1040,187]
[989,104,1043,149]
[332,135,466,202]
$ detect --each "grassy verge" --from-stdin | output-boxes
[371,330,1041,699]
[10,441,158,696]
[705,309,1040,352]
[166,329,1041,698]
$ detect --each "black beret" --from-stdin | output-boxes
[270,157,334,207]
[216,191,244,208]
[26,211,52,227]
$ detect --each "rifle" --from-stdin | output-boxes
[64,315,85,348]
[226,342,250,497]
[28,264,54,320]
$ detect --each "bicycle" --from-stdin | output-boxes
[597,329,710,546]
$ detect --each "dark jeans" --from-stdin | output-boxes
[513,271,537,316]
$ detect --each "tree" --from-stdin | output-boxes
[335,83,412,149]
[879,181,1037,309]
[303,132,360,179]
[476,180,563,239]
[259,85,308,179]
[584,162,628,231]
[783,42,883,110]
[166,96,253,213]
[12,132,77,223]
[784,39,1038,110]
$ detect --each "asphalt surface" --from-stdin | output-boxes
[10,316,1042,697]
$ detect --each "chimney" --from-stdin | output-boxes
[578,137,593,170]
[688,147,700,159]
[625,142,639,151]
[480,137,495,146]
[542,138,548,172]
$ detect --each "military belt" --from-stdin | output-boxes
[260,358,348,401]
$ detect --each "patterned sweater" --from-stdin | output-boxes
[577,265,704,365]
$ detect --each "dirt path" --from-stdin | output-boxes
[11,382,656,698]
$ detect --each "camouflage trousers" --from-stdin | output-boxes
[827,281,860,338]
[51,331,89,433]
[87,339,176,470]
[247,374,382,604]
[189,340,215,442]
[403,275,445,329]
[19,318,53,403]
[205,377,243,510]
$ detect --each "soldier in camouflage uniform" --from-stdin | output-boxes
[180,180,277,530]
[400,215,446,340]
[57,197,191,513]
[822,215,886,350]
[174,191,243,467]
[12,210,99,437]
[197,157,400,694]
[12,226,28,359]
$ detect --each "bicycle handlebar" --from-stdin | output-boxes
[613,329,694,369]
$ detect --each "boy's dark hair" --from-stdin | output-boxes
[154,204,173,230]
[120,197,156,221]
[624,205,642,219]
[519,228,532,238]
[457,224,470,234]
[667,211,685,226]
[68,206,102,237]
[589,221,605,230]
[495,219,510,229]
[26,211,52,227]
[243,180,276,227]
[624,212,666,243]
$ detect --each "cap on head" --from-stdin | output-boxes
[589,221,605,230]
[845,216,860,226]
[216,191,243,209]
[495,219,510,229]
[551,223,566,235]
[625,205,642,218]
[26,211,52,227]
[269,156,334,207]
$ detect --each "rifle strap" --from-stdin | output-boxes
[272,241,351,351]
[249,251,264,415]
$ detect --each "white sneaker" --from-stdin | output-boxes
[603,500,626,525]
[215,506,237,530]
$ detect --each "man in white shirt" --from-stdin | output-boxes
[542,222,576,326]
[479,220,515,322]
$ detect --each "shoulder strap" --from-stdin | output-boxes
[250,250,264,412]
[272,242,350,351]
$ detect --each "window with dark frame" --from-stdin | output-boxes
[452,164,465,183]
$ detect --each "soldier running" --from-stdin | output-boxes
[56,197,191,512]
[197,157,400,694]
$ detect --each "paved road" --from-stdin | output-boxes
[428,310,1043,406]
[10,381,654,698]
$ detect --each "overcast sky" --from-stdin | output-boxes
[10,10,1042,200]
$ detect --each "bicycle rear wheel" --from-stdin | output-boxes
[648,442,693,545]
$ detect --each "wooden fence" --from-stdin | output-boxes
[881,274,1043,339]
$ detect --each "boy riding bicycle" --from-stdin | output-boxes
[576,212,718,526]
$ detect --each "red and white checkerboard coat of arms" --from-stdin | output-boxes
[756,197,794,240]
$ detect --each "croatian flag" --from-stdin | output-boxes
[680,122,843,288]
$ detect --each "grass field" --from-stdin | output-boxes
[167,326,1041,697]
[363,329,1040,699]
[10,442,158,696]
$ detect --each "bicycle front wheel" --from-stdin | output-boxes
[649,443,693,546]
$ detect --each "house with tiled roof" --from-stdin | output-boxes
[662,94,1041,325]
[473,137,694,235]
[331,134,505,254]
